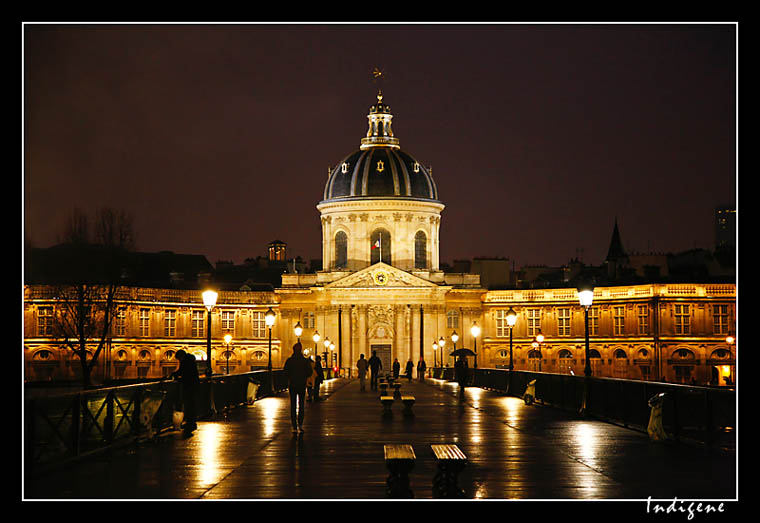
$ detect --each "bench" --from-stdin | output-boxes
[380,395,394,415]
[431,444,467,498]
[392,382,402,398]
[401,395,415,416]
[384,444,416,498]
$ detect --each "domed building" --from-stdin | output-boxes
[277,90,484,372]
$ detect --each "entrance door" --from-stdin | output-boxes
[372,344,392,375]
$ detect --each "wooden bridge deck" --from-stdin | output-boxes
[25,376,736,501]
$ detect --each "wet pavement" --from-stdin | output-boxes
[24,376,737,500]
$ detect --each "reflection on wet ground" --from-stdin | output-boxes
[25,376,736,500]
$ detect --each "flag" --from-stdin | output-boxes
[372,239,380,249]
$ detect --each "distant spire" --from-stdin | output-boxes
[606,218,628,262]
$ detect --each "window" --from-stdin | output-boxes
[613,348,628,378]
[713,304,729,335]
[557,308,571,336]
[495,310,511,337]
[334,231,348,269]
[115,307,126,336]
[370,228,391,265]
[558,349,574,375]
[221,310,235,333]
[251,311,266,338]
[139,308,150,337]
[447,310,459,329]
[613,306,625,335]
[526,309,541,337]
[37,307,53,336]
[192,310,205,337]
[164,309,176,337]
[637,305,649,335]
[588,307,599,336]
[674,304,691,335]
[414,230,427,269]
[303,312,316,329]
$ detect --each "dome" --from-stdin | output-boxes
[322,91,439,202]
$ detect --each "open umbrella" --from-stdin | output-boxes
[450,348,475,357]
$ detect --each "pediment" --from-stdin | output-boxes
[325,262,438,289]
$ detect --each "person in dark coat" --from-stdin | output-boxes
[392,358,400,379]
[368,351,382,390]
[313,355,325,401]
[171,349,200,436]
[454,354,469,400]
[283,342,313,433]
[405,359,414,381]
[417,357,427,382]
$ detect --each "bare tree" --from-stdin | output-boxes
[51,207,136,388]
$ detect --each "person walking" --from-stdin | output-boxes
[454,354,469,400]
[368,351,382,391]
[392,358,400,379]
[171,349,200,437]
[283,342,312,433]
[405,359,414,382]
[313,355,325,401]
[306,356,317,402]
[356,353,369,391]
[417,357,427,382]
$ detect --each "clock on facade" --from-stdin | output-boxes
[373,270,389,286]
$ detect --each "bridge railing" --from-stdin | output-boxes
[432,367,735,448]
[24,369,288,475]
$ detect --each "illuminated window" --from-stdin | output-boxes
[335,231,348,269]
[588,307,599,336]
[447,310,459,329]
[251,311,266,338]
[495,310,508,337]
[37,306,53,336]
[526,309,541,337]
[115,307,126,336]
[637,305,649,335]
[613,306,625,335]
[713,304,729,335]
[164,309,176,337]
[557,308,571,336]
[341,162,349,173]
[139,308,150,337]
[192,310,205,337]
[221,311,235,333]
[303,311,315,329]
[414,230,427,269]
[674,304,691,335]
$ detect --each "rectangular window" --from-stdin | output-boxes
[37,306,53,336]
[303,311,315,329]
[526,309,541,337]
[495,310,507,337]
[164,309,176,337]
[713,305,729,335]
[447,310,459,329]
[557,308,571,336]
[192,310,205,338]
[251,311,266,338]
[613,306,625,336]
[674,304,691,335]
[637,305,649,335]
[588,307,599,336]
[221,310,235,333]
[115,307,127,336]
[139,308,150,337]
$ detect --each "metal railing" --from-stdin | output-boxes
[432,367,735,448]
[24,370,288,475]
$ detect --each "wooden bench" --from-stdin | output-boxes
[401,395,415,416]
[380,395,394,415]
[431,444,467,498]
[384,444,416,498]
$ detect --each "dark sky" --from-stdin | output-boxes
[23,23,736,269]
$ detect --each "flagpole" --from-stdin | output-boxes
[379,234,382,264]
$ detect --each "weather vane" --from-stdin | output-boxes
[371,66,388,95]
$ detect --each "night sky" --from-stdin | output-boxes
[23,23,736,270]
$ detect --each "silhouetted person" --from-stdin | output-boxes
[454,354,469,400]
[171,349,199,437]
[417,357,427,382]
[356,354,369,391]
[283,343,312,433]
[405,359,414,381]
[393,358,400,379]
[368,351,382,390]
[313,355,325,401]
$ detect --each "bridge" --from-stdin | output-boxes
[24,370,736,501]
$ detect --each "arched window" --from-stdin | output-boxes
[414,230,427,269]
[558,349,574,375]
[334,231,348,269]
[371,228,391,265]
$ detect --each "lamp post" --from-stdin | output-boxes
[578,286,594,377]
[313,330,320,358]
[506,307,517,372]
[432,341,438,368]
[224,334,232,375]
[323,337,331,378]
[202,289,218,378]
[471,322,480,369]
[531,329,544,371]
[265,307,276,393]
[294,321,303,342]
[439,336,446,367]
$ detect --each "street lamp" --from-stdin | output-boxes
[439,336,446,366]
[202,289,218,377]
[224,333,232,375]
[471,322,480,369]
[432,340,438,368]
[265,307,276,393]
[313,330,321,356]
[506,307,517,372]
[294,321,303,341]
[578,286,594,378]
[531,329,544,371]
[323,337,331,378]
